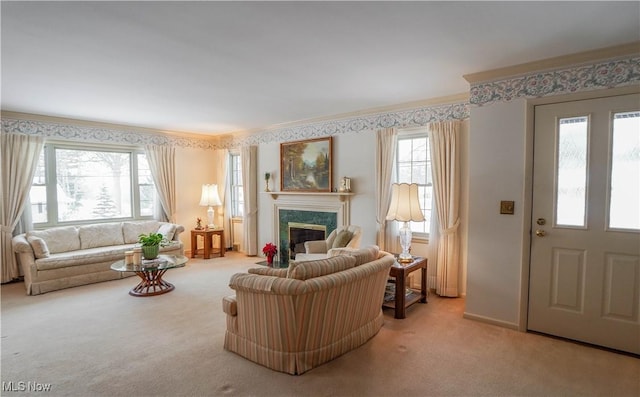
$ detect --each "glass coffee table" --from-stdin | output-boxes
[111,254,188,297]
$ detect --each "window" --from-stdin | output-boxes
[395,131,432,237]
[30,143,156,226]
[229,153,244,217]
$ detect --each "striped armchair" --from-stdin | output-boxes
[222,247,395,375]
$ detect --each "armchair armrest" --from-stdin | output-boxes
[172,224,185,241]
[229,273,306,295]
[304,240,328,254]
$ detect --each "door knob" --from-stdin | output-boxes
[535,229,546,237]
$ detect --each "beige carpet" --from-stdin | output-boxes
[1,252,638,397]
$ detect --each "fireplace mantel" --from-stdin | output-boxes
[263,191,354,202]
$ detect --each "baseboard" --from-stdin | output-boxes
[463,312,520,331]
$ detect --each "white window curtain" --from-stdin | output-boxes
[213,149,229,248]
[375,128,399,252]
[241,145,258,255]
[1,132,44,283]
[222,150,233,248]
[144,145,176,223]
[428,120,461,297]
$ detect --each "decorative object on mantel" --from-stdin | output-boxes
[195,217,203,230]
[199,184,222,229]
[262,243,278,265]
[385,183,426,263]
[265,172,271,192]
[338,176,351,193]
[280,137,332,192]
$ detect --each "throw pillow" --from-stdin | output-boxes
[27,236,50,259]
[287,256,356,280]
[332,230,353,248]
[157,223,177,241]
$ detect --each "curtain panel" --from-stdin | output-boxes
[144,145,176,223]
[241,146,258,255]
[428,120,461,297]
[1,132,44,283]
[375,128,398,252]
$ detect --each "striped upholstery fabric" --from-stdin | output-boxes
[286,255,356,280]
[330,245,380,266]
[223,251,395,375]
[248,267,288,277]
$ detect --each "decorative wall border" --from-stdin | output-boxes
[1,101,469,150]
[220,101,469,148]
[0,117,217,149]
[470,56,640,106]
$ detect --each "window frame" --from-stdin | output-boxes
[31,141,155,228]
[229,151,244,218]
[395,128,432,241]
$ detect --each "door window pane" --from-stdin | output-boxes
[609,111,640,230]
[556,117,588,227]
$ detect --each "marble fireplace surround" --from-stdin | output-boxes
[271,193,352,260]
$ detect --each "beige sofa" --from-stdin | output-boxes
[12,221,184,295]
[222,246,394,375]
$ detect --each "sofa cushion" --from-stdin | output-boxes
[332,245,380,266]
[123,221,160,244]
[27,236,50,259]
[157,223,177,240]
[27,226,80,254]
[248,267,289,278]
[79,223,125,249]
[287,255,356,281]
[332,229,353,248]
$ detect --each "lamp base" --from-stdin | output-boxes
[397,253,414,263]
[398,221,413,263]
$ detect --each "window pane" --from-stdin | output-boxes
[137,153,155,217]
[56,149,132,221]
[609,111,640,230]
[397,134,431,235]
[30,150,47,223]
[556,117,588,227]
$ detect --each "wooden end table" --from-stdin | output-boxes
[382,256,428,319]
[191,228,225,259]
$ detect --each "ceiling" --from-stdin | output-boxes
[2,1,639,136]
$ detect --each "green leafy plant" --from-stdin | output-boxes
[138,232,168,247]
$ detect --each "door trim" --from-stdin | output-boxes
[519,85,640,332]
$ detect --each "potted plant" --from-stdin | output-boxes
[138,232,168,260]
[262,242,278,265]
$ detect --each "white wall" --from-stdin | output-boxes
[175,147,218,253]
[465,99,529,328]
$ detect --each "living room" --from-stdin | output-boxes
[2,2,639,396]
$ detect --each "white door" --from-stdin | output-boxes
[528,93,640,354]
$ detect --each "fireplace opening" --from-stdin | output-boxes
[288,222,326,260]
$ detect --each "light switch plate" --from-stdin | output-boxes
[500,200,515,215]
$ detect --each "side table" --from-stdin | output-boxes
[191,228,225,259]
[382,256,428,319]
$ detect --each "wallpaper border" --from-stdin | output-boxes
[469,56,640,106]
[1,101,470,149]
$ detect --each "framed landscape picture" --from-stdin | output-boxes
[280,137,332,192]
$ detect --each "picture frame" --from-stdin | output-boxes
[280,137,332,192]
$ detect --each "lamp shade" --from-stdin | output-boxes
[385,183,425,222]
[199,184,222,207]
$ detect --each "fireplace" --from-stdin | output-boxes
[278,209,337,260]
[288,223,326,259]
[270,192,352,261]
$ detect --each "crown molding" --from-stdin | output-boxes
[464,41,640,84]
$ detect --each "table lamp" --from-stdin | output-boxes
[385,183,425,263]
[199,184,222,229]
